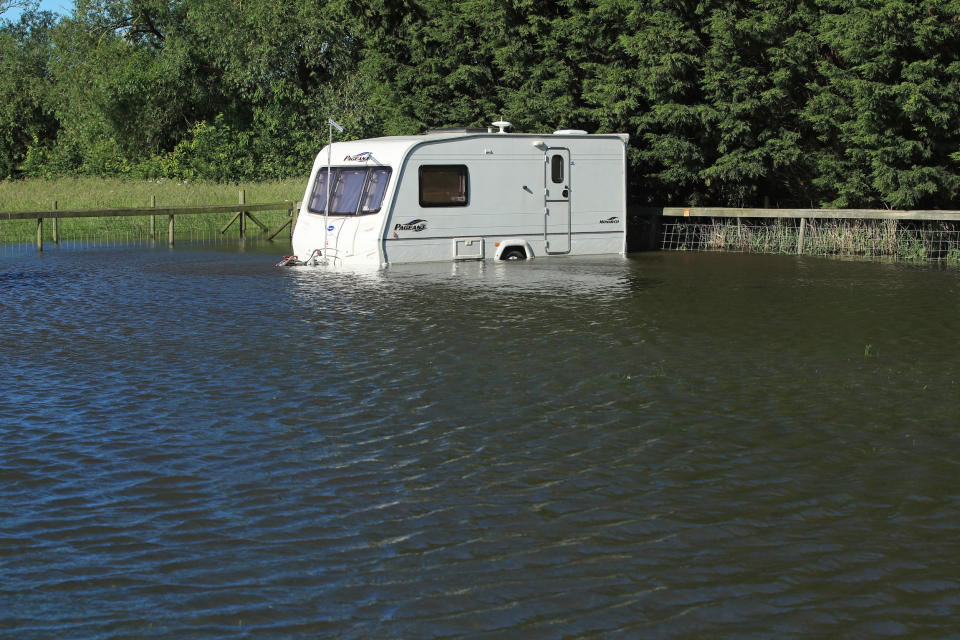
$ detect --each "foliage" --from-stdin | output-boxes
[806,0,960,209]
[3,0,960,209]
[0,9,59,178]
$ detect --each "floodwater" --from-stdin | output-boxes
[2,242,960,638]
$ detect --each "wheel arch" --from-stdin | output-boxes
[494,239,535,260]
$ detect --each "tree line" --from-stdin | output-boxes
[2,0,960,209]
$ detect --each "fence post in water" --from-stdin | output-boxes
[150,195,156,240]
[168,212,175,247]
[239,189,246,239]
[52,201,58,244]
[36,216,43,251]
[798,217,806,255]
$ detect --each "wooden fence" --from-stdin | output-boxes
[10,200,960,254]
[0,191,301,250]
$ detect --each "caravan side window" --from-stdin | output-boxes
[551,154,565,183]
[419,165,469,207]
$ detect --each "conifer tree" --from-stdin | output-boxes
[807,0,960,208]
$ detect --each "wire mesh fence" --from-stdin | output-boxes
[659,217,960,262]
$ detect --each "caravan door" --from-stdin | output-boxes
[544,148,571,254]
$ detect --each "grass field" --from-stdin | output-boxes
[0,177,305,244]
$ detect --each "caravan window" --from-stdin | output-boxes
[361,168,392,214]
[419,165,468,207]
[307,167,393,216]
[551,154,565,183]
[330,169,367,214]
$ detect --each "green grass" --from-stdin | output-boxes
[0,177,305,244]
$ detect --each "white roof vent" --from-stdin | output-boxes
[491,120,512,133]
[553,129,588,135]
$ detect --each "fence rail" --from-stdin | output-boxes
[1,194,301,250]
[0,201,298,221]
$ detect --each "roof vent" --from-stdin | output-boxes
[553,129,588,135]
[491,120,512,133]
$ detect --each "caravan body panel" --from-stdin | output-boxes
[292,130,628,265]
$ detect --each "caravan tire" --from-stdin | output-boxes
[501,247,526,261]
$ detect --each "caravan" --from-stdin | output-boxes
[290,122,628,265]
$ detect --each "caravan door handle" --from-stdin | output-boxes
[562,188,569,198]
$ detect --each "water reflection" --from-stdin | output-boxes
[283,255,650,318]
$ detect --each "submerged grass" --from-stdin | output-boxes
[0,177,304,244]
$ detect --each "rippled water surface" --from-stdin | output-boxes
[3,243,960,638]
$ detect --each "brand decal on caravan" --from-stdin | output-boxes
[395,219,427,232]
[600,216,621,224]
[343,152,372,162]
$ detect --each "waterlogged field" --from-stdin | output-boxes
[0,177,303,244]
[2,246,960,638]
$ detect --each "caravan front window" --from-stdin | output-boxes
[307,167,392,216]
[331,169,367,214]
[361,168,391,213]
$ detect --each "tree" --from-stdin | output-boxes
[698,0,820,206]
[4,0,960,209]
[47,0,213,174]
[0,9,58,178]
[0,0,35,19]
[806,0,960,208]
[41,0,371,179]
[588,0,712,204]
[345,0,502,135]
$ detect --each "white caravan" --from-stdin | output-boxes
[291,123,628,265]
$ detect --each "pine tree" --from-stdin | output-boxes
[807,0,960,208]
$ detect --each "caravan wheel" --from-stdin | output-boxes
[501,247,526,261]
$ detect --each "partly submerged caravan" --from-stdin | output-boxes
[290,122,628,265]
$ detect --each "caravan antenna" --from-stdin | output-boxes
[324,117,345,259]
[491,119,512,133]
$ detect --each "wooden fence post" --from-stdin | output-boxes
[150,195,156,240]
[52,200,58,244]
[168,212,174,247]
[239,189,246,239]
[798,217,806,255]
[36,217,43,251]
